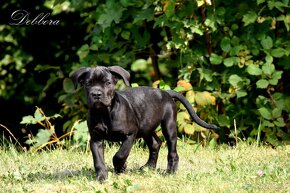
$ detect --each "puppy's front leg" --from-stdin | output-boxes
[90,139,107,181]
[113,133,136,173]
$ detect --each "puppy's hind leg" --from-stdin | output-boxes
[141,133,162,170]
[161,108,179,173]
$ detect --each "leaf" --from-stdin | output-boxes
[271,71,283,83]
[262,63,275,75]
[195,91,216,106]
[184,124,195,135]
[43,74,59,92]
[197,68,213,82]
[131,83,139,88]
[265,55,273,64]
[177,120,187,133]
[131,59,147,71]
[196,0,206,7]
[35,65,59,71]
[50,114,62,119]
[33,129,53,147]
[224,57,238,67]
[77,44,89,60]
[53,0,66,6]
[20,115,36,125]
[269,70,282,85]
[265,133,279,146]
[191,26,203,35]
[34,108,45,122]
[210,53,223,65]
[73,121,89,143]
[63,78,75,93]
[268,77,279,85]
[236,90,248,98]
[209,138,216,150]
[263,120,275,127]
[274,118,286,127]
[152,80,160,88]
[177,80,192,91]
[246,64,262,75]
[257,0,265,5]
[261,36,273,50]
[258,107,272,120]
[272,108,282,119]
[133,8,154,24]
[177,112,190,123]
[159,80,171,90]
[205,18,217,31]
[121,31,130,40]
[268,1,288,12]
[229,74,243,87]
[217,115,230,127]
[174,86,185,92]
[193,123,207,132]
[97,4,125,29]
[185,90,195,104]
[242,11,257,26]
[164,0,175,17]
[256,79,269,88]
[271,48,286,58]
[220,37,231,52]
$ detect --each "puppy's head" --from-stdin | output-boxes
[71,66,130,109]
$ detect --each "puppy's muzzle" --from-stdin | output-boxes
[91,90,102,100]
[89,89,111,108]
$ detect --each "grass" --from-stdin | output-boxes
[0,141,289,193]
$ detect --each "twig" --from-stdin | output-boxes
[149,46,161,80]
[256,120,262,147]
[0,123,25,150]
[266,87,277,107]
[234,119,238,146]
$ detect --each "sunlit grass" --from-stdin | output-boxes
[0,141,289,193]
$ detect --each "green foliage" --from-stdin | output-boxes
[20,107,62,151]
[1,0,290,146]
[72,120,89,149]
[20,107,91,151]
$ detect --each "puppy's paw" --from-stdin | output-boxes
[140,163,156,171]
[114,162,127,173]
[96,171,108,182]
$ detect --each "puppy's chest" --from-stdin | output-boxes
[90,118,129,141]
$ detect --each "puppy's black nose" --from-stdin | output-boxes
[91,91,102,99]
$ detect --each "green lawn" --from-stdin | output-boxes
[0,142,289,193]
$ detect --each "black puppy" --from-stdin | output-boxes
[71,66,218,181]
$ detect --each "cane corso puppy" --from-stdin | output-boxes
[71,66,218,181]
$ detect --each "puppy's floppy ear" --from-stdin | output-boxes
[70,67,90,89]
[108,66,131,87]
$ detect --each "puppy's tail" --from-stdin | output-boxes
[166,90,219,130]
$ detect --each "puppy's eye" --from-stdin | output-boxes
[85,80,92,87]
[105,81,111,86]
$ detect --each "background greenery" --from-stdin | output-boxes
[0,0,289,148]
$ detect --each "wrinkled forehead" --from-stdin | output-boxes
[88,67,113,82]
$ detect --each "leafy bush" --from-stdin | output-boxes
[59,0,289,145]
[20,107,89,151]
[1,0,289,146]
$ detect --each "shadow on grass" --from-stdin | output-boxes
[23,166,168,182]
[24,167,96,182]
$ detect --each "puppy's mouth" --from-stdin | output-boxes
[89,97,112,108]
